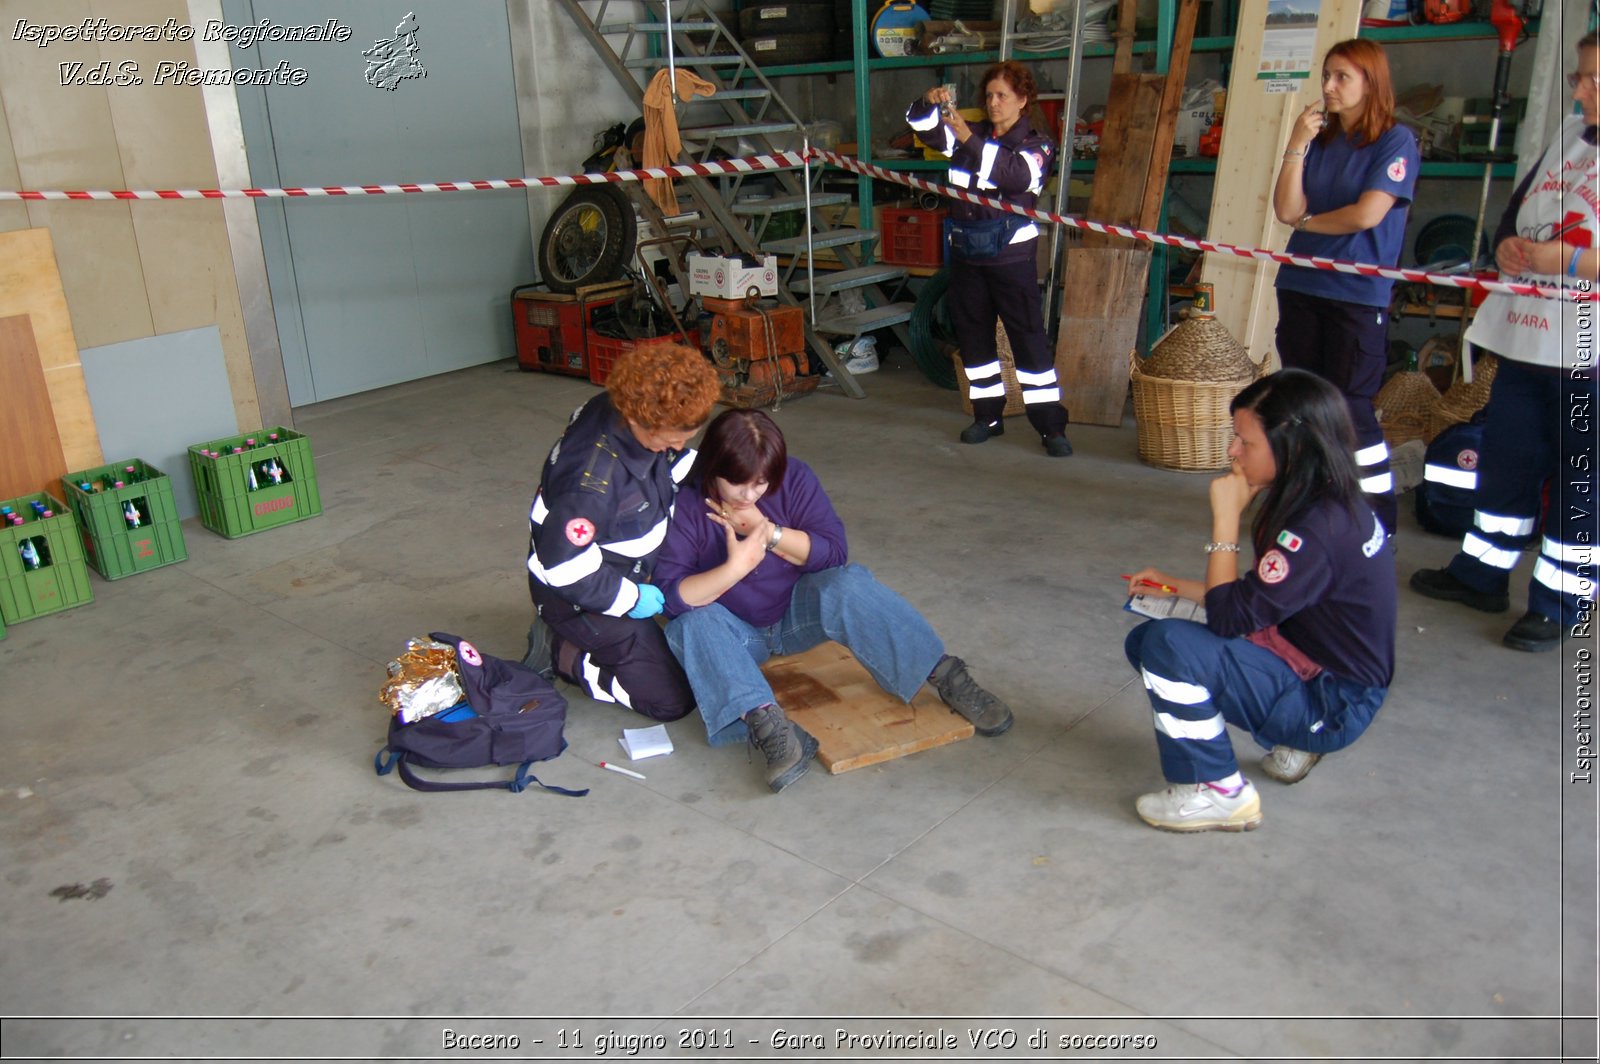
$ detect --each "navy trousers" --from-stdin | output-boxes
[949,253,1069,438]
[1276,289,1396,534]
[1125,619,1384,783]
[1445,357,1598,625]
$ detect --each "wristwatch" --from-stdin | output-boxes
[765,525,786,553]
[1294,213,1313,232]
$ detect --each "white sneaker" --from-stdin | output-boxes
[842,349,880,374]
[1135,780,1262,833]
[1260,746,1321,784]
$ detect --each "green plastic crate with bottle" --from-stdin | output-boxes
[61,459,188,580]
[188,427,323,539]
[0,491,94,624]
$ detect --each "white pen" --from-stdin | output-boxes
[599,761,646,781]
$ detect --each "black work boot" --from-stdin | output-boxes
[960,419,1004,444]
[521,612,555,679]
[1503,611,1561,652]
[1042,433,1074,457]
[930,655,1013,736]
[745,703,817,793]
[1409,568,1510,613]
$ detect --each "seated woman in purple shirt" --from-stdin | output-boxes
[654,409,1012,793]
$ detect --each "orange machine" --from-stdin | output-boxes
[699,296,814,408]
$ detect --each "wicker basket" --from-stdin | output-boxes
[1142,315,1256,382]
[952,320,1026,418]
[1130,351,1262,472]
[1429,354,1499,439]
[1373,370,1441,448]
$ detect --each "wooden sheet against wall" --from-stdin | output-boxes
[0,228,101,483]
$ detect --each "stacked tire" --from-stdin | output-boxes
[738,1,834,65]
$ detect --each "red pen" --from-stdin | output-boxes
[1120,574,1178,594]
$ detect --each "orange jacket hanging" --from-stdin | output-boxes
[641,68,717,215]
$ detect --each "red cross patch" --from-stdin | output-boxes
[1387,155,1407,182]
[458,641,482,667]
[1259,549,1290,584]
[565,517,596,546]
[1458,449,1479,471]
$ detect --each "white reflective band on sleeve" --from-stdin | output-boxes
[1355,442,1390,467]
[1543,537,1597,566]
[1359,473,1394,495]
[671,447,697,484]
[1014,368,1058,386]
[603,580,637,618]
[969,381,1007,399]
[963,360,1003,381]
[601,517,668,559]
[1534,556,1596,599]
[1425,464,1478,490]
[533,543,604,588]
[1022,151,1044,191]
[976,141,1000,188]
[1476,510,1535,536]
[581,655,617,704]
[948,168,973,188]
[1154,709,1228,741]
[1141,669,1211,706]
[531,494,550,525]
[1008,223,1039,243]
[1463,532,1522,571]
[1022,387,1062,403]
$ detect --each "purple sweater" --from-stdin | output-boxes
[656,458,848,627]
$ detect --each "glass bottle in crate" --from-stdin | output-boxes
[123,499,143,529]
[19,539,41,570]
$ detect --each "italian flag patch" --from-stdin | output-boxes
[1277,529,1303,552]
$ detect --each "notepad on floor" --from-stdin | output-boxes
[619,724,674,761]
[1125,593,1208,624]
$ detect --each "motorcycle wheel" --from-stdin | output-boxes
[537,185,636,293]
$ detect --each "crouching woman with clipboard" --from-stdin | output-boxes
[1123,369,1395,833]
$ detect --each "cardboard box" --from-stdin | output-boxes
[687,253,778,300]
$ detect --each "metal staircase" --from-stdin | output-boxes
[555,0,917,399]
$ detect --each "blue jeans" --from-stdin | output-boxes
[665,564,946,747]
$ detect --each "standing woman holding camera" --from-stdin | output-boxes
[1272,38,1419,535]
[908,60,1073,457]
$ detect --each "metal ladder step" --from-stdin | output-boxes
[788,264,908,296]
[732,192,852,216]
[684,86,771,101]
[763,228,879,254]
[812,303,916,336]
[681,121,797,140]
[624,52,744,68]
[601,20,720,33]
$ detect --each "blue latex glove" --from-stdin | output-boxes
[627,583,665,619]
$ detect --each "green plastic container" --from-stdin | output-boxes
[188,427,323,539]
[0,491,94,624]
[62,459,188,580]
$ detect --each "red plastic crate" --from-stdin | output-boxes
[879,206,947,268]
[587,332,692,387]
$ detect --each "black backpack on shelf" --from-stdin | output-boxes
[374,632,587,797]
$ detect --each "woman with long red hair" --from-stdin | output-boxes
[1272,38,1419,537]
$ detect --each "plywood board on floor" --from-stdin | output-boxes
[760,641,973,774]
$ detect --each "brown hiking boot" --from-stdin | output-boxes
[745,703,817,793]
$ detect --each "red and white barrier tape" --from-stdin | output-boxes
[0,151,808,201]
[2,146,1588,302]
[814,150,1592,304]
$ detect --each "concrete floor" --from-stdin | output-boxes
[2,358,1594,1060]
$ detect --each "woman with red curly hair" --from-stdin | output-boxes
[523,342,721,720]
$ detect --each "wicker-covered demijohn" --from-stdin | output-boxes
[1131,315,1262,472]
[1373,370,1441,448]
[1429,353,1499,439]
